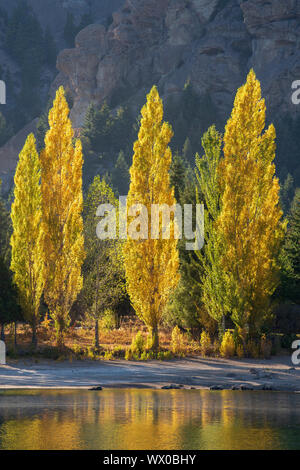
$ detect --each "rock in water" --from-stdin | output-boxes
[210,385,223,390]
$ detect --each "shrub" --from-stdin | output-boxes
[112,346,126,358]
[87,346,96,360]
[130,331,145,357]
[236,344,244,358]
[200,330,211,356]
[270,334,281,355]
[39,346,60,360]
[281,333,298,349]
[72,344,85,356]
[104,351,113,360]
[171,326,184,355]
[140,351,148,361]
[145,350,155,360]
[6,347,19,359]
[157,350,173,361]
[146,333,154,350]
[125,348,133,360]
[101,309,117,331]
[246,339,260,359]
[260,334,272,359]
[220,331,235,358]
[212,339,220,356]
[40,313,52,330]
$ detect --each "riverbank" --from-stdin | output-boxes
[0,356,299,391]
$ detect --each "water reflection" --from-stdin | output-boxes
[0,390,299,450]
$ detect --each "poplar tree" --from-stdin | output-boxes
[10,134,45,347]
[218,70,285,340]
[124,86,180,350]
[40,87,85,348]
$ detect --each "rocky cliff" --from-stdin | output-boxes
[1,0,300,191]
[0,0,124,192]
[54,0,300,128]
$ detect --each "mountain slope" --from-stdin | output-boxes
[1,0,300,192]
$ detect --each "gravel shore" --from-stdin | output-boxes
[0,356,299,391]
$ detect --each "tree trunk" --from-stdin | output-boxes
[0,324,5,342]
[14,322,17,350]
[55,313,66,350]
[94,261,100,350]
[218,316,226,340]
[94,319,99,350]
[56,327,64,350]
[150,326,159,352]
[222,315,226,333]
[31,317,37,349]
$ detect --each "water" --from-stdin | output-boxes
[0,389,299,450]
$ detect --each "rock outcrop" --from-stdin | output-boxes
[53,0,300,128]
[2,0,300,188]
[0,0,124,191]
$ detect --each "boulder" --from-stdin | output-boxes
[89,385,103,391]
[210,385,223,390]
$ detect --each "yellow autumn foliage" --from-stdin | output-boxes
[218,69,286,336]
[40,86,85,347]
[10,133,45,346]
[124,86,180,349]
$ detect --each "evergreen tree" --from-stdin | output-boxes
[10,134,45,347]
[169,151,186,202]
[36,108,50,152]
[64,12,77,47]
[0,180,10,262]
[0,257,21,342]
[112,150,129,196]
[78,13,93,32]
[41,87,85,348]
[44,27,57,67]
[124,86,180,350]
[5,1,49,128]
[64,12,93,48]
[280,173,294,214]
[166,159,213,335]
[82,102,111,155]
[195,126,228,337]
[0,112,12,147]
[165,80,220,159]
[280,188,300,303]
[82,102,134,161]
[182,137,192,162]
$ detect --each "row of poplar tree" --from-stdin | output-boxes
[2,69,300,351]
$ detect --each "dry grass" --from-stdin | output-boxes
[4,320,285,361]
[4,316,198,357]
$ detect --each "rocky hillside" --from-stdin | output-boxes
[0,0,123,191]
[0,0,123,46]
[55,0,300,127]
[1,0,300,192]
